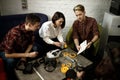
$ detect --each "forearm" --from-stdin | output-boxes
[25,44,33,53]
[74,38,79,47]
[57,35,64,43]
[5,52,29,58]
[43,37,54,44]
[20,44,33,60]
[91,35,99,43]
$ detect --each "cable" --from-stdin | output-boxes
[33,67,44,80]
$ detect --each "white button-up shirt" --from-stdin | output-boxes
[39,21,64,44]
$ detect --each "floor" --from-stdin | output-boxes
[15,63,65,80]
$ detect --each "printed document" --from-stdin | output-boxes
[77,40,87,55]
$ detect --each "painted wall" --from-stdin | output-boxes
[0,0,111,39]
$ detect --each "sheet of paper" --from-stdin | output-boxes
[77,40,87,55]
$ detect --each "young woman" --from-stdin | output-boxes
[38,11,66,56]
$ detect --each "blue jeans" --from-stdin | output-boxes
[0,52,19,80]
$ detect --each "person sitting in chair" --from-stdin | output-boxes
[72,4,100,62]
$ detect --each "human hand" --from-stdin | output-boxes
[53,42,61,47]
[60,42,67,49]
[27,52,38,58]
[76,45,80,51]
[63,42,67,48]
[77,71,85,79]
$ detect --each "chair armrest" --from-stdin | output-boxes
[66,27,75,50]
[93,24,103,56]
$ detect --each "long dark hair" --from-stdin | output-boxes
[52,11,65,29]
